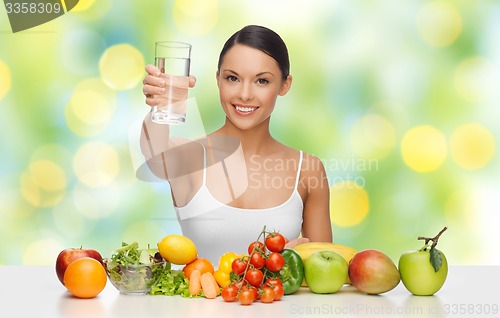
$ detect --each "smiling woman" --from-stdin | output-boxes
[140,25,333,264]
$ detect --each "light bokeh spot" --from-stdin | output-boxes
[450,123,495,170]
[453,57,498,103]
[28,160,67,192]
[173,0,218,36]
[330,181,370,227]
[0,60,11,100]
[416,1,462,47]
[65,78,116,137]
[73,142,120,187]
[20,161,67,207]
[350,114,396,159]
[99,44,145,90]
[0,182,34,222]
[401,125,447,173]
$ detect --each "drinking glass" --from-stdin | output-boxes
[151,41,191,125]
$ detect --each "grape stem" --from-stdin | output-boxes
[418,226,448,249]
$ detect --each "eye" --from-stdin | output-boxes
[225,75,238,82]
[257,78,269,85]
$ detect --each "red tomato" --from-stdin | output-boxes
[221,285,238,302]
[259,286,275,303]
[269,282,284,301]
[231,258,247,275]
[265,277,283,287]
[266,252,285,272]
[238,289,254,305]
[247,241,266,255]
[243,285,259,301]
[232,280,246,290]
[249,252,266,269]
[265,232,286,252]
[245,269,264,287]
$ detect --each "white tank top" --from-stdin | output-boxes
[174,147,304,265]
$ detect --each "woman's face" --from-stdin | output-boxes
[216,44,292,131]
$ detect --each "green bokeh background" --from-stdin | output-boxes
[1,0,499,265]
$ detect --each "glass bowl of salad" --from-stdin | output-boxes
[103,242,169,295]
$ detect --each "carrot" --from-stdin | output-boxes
[189,269,202,296]
[200,272,220,299]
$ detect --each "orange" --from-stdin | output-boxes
[63,257,107,299]
[183,257,214,280]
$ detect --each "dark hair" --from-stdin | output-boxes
[217,25,290,80]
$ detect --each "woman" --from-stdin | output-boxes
[141,25,332,264]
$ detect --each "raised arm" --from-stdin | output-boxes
[140,65,197,180]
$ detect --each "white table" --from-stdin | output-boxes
[1,265,498,318]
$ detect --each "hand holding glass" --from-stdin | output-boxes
[151,41,191,125]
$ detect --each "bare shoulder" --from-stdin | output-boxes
[300,152,326,175]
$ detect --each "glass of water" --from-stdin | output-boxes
[151,41,191,125]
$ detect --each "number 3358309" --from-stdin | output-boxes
[5,2,62,14]
[444,303,498,315]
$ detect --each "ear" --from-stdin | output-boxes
[216,70,220,88]
[278,75,292,96]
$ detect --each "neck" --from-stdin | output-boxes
[216,117,275,155]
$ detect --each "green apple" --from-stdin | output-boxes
[304,251,348,294]
[399,227,448,296]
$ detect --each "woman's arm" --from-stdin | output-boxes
[300,154,333,242]
[140,112,171,180]
[140,65,197,180]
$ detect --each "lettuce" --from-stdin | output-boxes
[150,269,202,297]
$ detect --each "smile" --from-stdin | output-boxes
[234,105,258,114]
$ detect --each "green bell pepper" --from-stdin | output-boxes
[280,248,305,294]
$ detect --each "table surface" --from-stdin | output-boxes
[1,265,499,318]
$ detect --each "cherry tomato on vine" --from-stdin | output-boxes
[265,232,286,252]
[270,283,285,301]
[265,277,283,287]
[247,241,266,255]
[221,285,238,302]
[249,252,266,269]
[231,258,247,275]
[244,285,259,301]
[232,280,246,290]
[245,269,264,287]
[266,252,285,272]
[259,286,275,303]
[238,289,254,305]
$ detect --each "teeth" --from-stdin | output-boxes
[236,106,257,113]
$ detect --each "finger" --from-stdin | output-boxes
[143,83,166,96]
[145,95,155,107]
[145,64,161,76]
[143,74,166,88]
[145,95,161,107]
[188,75,197,88]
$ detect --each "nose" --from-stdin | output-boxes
[239,82,252,102]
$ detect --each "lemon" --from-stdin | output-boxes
[157,234,197,265]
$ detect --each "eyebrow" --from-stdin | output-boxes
[222,69,275,77]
